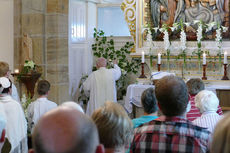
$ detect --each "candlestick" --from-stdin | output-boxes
[203,53,206,65]
[158,53,161,64]
[14,69,19,73]
[202,64,207,80]
[221,64,229,80]
[141,51,145,63]
[224,51,228,64]
[157,64,161,72]
[139,63,147,78]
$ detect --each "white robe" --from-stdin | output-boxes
[0,95,27,153]
[83,64,121,116]
[27,97,57,132]
[11,83,20,103]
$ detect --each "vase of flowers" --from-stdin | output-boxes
[160,24,171,71]
[215,22,228,71]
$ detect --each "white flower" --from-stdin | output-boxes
[163,31,170,50]
[206,22,216,32]
[146,28,154,49]
[153,27,159,33]
[21,94,27,104]
[222,26,228,32]
[170,27,176,32]
[180,30,186,50]
[215,28,222,48]
[193,20,200,25]
[197,24,203,43]
[184,22,191,27]
[121,69,127,75]
[24,60,35,69]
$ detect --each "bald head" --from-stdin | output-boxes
[96,58,107,68]
[31,107,100,153]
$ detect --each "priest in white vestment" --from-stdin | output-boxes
[27,80,57,132]
[83,57,121,116]
[0,77,27,153]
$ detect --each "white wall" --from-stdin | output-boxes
[0,0,14,70]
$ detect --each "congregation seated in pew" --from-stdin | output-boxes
[131,76,211,153]
[186,78,223,121]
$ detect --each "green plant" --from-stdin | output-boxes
[92,28,140,99]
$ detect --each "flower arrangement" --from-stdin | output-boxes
[192,20,206,71]
[215,23,228,69]
[159,24,171,71]
[22,60,36,74]
[145,26,156,68]
[173,20,190,68]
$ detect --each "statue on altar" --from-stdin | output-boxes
[150,0,229,37]
[22,33,33,65]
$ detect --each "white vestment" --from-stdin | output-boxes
[11,83,20,103]
[0,95,27,153]
[83,64,121,116]
[27,97,57,131]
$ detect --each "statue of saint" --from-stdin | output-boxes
[22,33,33,64]
[150,0,229,35]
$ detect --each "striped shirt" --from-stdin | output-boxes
[131,116,211,153]
[192,112,223,133]
[186,95,223,121]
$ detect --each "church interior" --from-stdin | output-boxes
[1,0,230,152]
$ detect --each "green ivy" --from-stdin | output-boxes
[92,28,140,99]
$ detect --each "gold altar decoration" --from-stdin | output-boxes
[121,0,136,52]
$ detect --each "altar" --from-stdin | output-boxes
[125,80,230,118]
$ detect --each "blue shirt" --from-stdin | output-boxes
[132,115,158,129]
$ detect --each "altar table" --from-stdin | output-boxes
[125,82,230,117]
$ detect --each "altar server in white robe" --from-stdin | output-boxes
[27,80,57,132]
[0,77,27,153]
[0,62,20,103]
[83,57,121,116]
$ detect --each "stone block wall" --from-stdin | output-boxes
[14,0,70,104]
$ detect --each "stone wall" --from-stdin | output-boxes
[14,0,70,104]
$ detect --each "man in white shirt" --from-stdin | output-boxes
[27,80,57,132]
[0,62,20,103]
[0,77,27,153]
[83,57,121,116]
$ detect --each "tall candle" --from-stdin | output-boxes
[224,51,228,64]
[141,51,145,63]
[203,53,206,65]
[158,53,161,64]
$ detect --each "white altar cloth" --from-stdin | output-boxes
[125,82,230,113]
[124,84,154,113]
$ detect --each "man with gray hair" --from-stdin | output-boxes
[193,90,223,133]
[29,107,105,153]
[83,57,121,116]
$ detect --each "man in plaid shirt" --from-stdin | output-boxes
[131,76,211,153]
